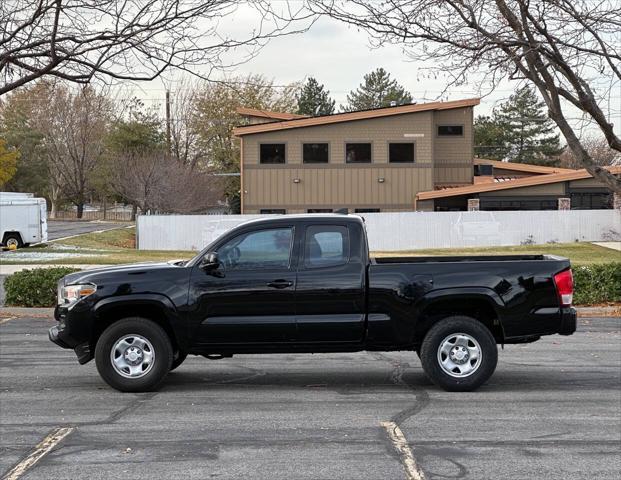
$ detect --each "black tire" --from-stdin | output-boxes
[95,317,173,392]
[419,315,497,392]
[3,233,23,249]
[170,351,188,371]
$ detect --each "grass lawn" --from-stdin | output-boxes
[1,227,618,266]
[0,227,195,265]
[374,242,620,266]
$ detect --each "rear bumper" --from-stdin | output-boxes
[558,307,577,336]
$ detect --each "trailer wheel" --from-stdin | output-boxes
[419,315,497,392]
[3,233,23,249]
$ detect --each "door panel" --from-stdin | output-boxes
[189,227,297,345]
[295,224,366,343]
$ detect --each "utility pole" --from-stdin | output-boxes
[165,90,171,153]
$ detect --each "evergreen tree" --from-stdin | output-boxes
[474,115,510,160]
[296,77,335,116]
[494,86,562,165]
[345,68,412,111]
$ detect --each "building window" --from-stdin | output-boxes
[346,143,372,163]
[307,209,333,213]
[260,209,286,214]
[303,143,329,163]
[570,191,613,209]
[389,143,415,163]
[438,125,464,136]
[474,164,493,176]
[355,208,380,213]
[260,144,286,164]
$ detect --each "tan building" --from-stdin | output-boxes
[233,100,620,213]
[233,99,479,213]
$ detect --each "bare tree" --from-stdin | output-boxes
[40,84,112,217]
[559,136,621,169]
[309,0,621,192]
[0,1,312,96]
[112,150,223,214]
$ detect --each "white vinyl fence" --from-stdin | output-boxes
[137,210,621,252]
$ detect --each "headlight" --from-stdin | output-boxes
[58,283,97,307]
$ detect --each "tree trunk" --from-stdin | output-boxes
[50,201,57,219]
[76,203,84,219]
[131,204,138,221]
[103,196,107,220]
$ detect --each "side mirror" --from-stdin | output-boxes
[200,252,220,270]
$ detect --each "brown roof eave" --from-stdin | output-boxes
[416,166,621,200]
[233,98,480,137]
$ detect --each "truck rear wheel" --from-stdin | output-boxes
[95,317,173,392]
[419,315,497,392]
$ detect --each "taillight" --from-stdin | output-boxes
[553,269,573,307]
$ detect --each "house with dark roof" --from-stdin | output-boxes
[233,100,620,213]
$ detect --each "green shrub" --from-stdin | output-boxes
[572,263,621,305]
[4,267,80,307]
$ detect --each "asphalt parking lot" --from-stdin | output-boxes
[46,220,128,241]
[1,315,620,480]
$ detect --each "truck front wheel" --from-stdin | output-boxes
[419,315,497,392]
[95,317,173,392]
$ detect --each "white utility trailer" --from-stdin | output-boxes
[0,192,48,248]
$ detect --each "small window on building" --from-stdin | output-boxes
[346,143,372,163]
[260,144,286,164]
[260,209,286,214]
[355,208,380,213]
[389,143,415,163]
[438,125,464,136]
[474,164,494,176]
[303,143,329,163]
[307,209,333,213]
[304,225,350,268]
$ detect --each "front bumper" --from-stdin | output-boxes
[558,307,577,335]
[49,305,94,364]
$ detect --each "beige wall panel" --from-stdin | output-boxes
[433,108,473,165]
[434,166,473,184]
[478,182,566,196]
[244,166,432,209]
[570,177,610,188]
[242,111,435,166]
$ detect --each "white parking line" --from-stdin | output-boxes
[380,421,426,480]
[2,427,74,480]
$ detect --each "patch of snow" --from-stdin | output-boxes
[0,251,101,262]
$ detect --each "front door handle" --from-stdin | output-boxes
[267,279,293,289]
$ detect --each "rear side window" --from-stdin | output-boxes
[304,225,349,268]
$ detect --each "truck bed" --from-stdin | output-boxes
[374,254,557,263]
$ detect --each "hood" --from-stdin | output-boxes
[61,261,187,285]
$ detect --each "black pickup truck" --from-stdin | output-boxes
[50,214,576,392]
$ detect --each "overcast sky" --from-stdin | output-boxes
[130,10,619,140]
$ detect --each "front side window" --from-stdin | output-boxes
[218,228,293,270]
[304,225,349,268]
[389,143,415,163]
[303,143,329,163]
[260,144,286,164]
[346,143,372,163]
[438,125,464,136]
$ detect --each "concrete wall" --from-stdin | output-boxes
[138,210,620,251]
